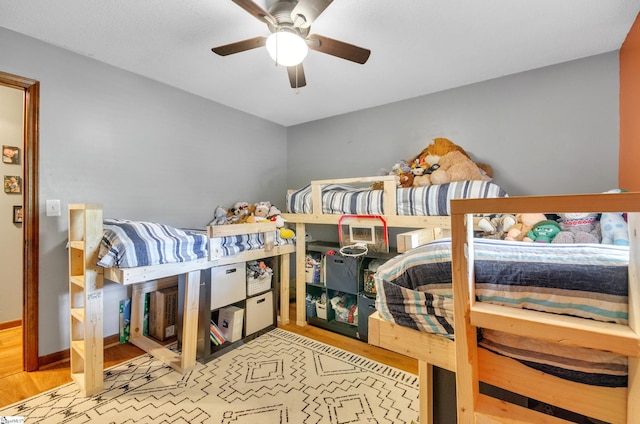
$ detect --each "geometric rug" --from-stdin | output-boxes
[0,329,420,423]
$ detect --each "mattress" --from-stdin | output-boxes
[374,238,630,387]
[97,219,209,269]
[286,181,508,216]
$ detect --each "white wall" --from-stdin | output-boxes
[0,84,23,323]
[286,52,620,197]
[0,27,288,356]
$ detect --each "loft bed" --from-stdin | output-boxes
[68,205,295,395]
[368,192,639,423]
[280,175,509,325]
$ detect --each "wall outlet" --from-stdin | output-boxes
[46,199,61,217]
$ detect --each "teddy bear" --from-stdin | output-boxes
[428,150,488,185]
[551,212,600,244]
[409,137,472,165]
[504,213,547,241]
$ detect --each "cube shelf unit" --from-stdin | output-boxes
[305,241,395,341]
[68,204,104,397]
[196,258,278,363]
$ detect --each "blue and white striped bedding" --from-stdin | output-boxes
[374,238,630,387]
[286,181,508,215]
[97,219,209,269]
[211,231,295,257]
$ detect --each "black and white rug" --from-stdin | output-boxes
[0,329,419,423]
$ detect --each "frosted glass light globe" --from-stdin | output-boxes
[266,31,308,66]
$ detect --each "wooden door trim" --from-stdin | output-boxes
[0,70,40,372]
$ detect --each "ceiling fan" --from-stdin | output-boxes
[212,0,371,89]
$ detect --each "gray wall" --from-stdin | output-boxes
[0,27,288,356]
[286,52,620,197]
[0,84,23,323]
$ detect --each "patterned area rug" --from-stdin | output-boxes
[0,329,419,423]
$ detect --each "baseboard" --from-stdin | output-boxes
[38,333,121,369]
[0,319,22,331]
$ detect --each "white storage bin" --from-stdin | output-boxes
[218,305,244,342]
[210,262,246,310]
[245,290,273,336]
[247,273,272,296]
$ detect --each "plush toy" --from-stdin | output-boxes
[527,220,561,243]
[409,137,472,165]
[428,151,487,185]
[600,212,629,246]
[504,213,547,242]
[398,172,414,188]
[477,214,517,239]
[551,212,600,244]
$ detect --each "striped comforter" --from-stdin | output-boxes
[286,181,508,215]
[97,219,209,268]
[374,238,630,387]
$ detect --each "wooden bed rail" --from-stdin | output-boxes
[308,175,397,216]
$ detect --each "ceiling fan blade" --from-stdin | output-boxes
[307,34,370,64]
[212,36,267,56]
[287,64,307,88]
[291,0,333,28]
[231,0,276,26]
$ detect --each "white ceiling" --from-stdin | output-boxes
[1,1,639,126]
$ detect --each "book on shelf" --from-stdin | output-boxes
[210,320,226,345]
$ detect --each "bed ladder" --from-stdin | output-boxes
[68,204,104,397]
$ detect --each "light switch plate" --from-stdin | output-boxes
[46,199,61,217]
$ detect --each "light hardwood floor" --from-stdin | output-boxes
[0,305,417,408]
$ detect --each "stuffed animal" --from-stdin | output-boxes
[551,212,600,244]
[600,212,629,246]
[409,137,472,166]
[527,220,561,243]
[429,151,487,185]
[477,214,517,239]
[398,172,414,188]
[504,213,547,242]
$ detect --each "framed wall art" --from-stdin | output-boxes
[4,175,21,193]
[2,145,20,165]
[13,205,22,223]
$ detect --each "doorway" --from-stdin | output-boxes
[0,71,39,372]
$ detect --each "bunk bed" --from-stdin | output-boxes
[68,204,295,395]
[369,192,638,423]
[280,175,509,423]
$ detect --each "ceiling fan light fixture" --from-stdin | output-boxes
[266,30,308,67]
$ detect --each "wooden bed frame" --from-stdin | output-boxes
[68,205,295,395]
[451,193,640,424]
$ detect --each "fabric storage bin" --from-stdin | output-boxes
[247,273,271,296]
[306,300,317,318]
[245,290,273,335]
[210,262,246,310]
[315,302,328,320]
[325,254,361,293]
[218,305,244,343]
[357,293,376,342]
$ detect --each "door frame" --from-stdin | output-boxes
[0,71,39,372]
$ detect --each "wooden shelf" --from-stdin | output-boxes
[68,204,104,397]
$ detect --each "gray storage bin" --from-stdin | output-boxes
[357,293,376,342]
[325,254,361,293]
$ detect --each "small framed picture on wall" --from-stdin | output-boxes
[2,145,20,164]
[13,205,22,223]
[4,175,21,194]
